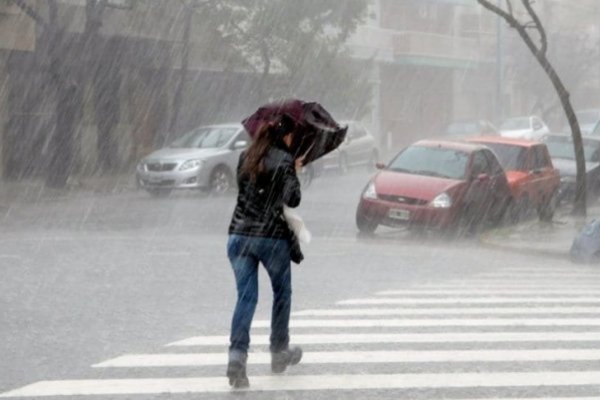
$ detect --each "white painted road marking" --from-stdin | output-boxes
[292,306,600,317]
[253,317,600,328]
[338,297,600,305]
[93,348,600,367]
[377,289,600,295]
[167,331,600,347]
[4,372,600,397]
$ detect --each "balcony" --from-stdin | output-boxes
[349,26,493,67]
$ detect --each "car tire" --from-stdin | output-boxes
[537,193,557,222]
[356,210,378,234]
[146,188,172,198]
[210,166,233,195]
[511,195,532,222]
[339,153,349,174]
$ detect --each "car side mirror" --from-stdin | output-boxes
[375,162,386,170]
[233,140,248,150]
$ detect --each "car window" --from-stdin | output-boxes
[531,146,550,169]
[388,145,469,180]
[546,137,600,162]
[592,122,600,136]
[482,149,504,175]
[478,142,527,171]
[169,127,238,149]
[234,130,251,144]
[470,151,492,177]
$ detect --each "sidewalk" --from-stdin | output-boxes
[480,204,600,259]
[0,174,136,206]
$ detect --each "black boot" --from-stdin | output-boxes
[226,352,249,388]
[271,346,303,373]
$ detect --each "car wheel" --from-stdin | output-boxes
[356,210,378,234]
[537,193,557,222]
[339,153,349,174]
[210,166,233,195]
[511,195,533,222]
[146,188,172,198]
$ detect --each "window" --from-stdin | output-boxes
[530,146,549,170]
[471,151,492,177]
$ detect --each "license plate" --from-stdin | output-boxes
[388,208,410,221]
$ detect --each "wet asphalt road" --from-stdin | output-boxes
[2,169,600,399]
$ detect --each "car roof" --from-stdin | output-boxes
[467,136,541,148]
[414,139,488,153]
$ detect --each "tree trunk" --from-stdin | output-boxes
[168,8,192,143]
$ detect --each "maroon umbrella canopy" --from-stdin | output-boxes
[242,99,347,165]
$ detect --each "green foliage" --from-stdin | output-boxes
[221,0,371,118]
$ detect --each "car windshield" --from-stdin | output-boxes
[478,142,527,171]
[169,127,238,149]
[577,111,600,125]
[546,138,599,162]
[500,117,530,131]
[388,145,468,180]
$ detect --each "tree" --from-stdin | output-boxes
[224,0,371,118]
[478,0,587,216]
[10,0,83,188]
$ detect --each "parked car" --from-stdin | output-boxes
[441,119,498,138]
[318,121,379,173]
[541,134,600,204]
[355,140,513,234]
[499,116,550,140]
[136,124,250,196]
[564,109,600,135]
[468,136,560,221]
[591,119,600,136]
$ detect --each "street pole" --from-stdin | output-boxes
[495,0,504,125]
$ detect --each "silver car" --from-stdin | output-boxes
[318,121,379,173]
[136,124,249,196]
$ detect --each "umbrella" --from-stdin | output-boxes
[242,99,348,165]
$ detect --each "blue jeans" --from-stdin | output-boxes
[227,234,292,356]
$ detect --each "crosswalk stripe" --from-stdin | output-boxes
[415,284,600,289]
[338,297,600,305]
[252,318,600,328]
[4,371,600,396]
[166,331,600,347]
[377,289,600,295]
[479,273,600,278]
[292,307,600,317]
[93,348,600,367]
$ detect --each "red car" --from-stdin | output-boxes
[467,136,560,221]
[356,140,513,233]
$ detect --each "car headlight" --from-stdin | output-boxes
[430,192,452,208]
[363,182,377,200]
[179,159,204,171]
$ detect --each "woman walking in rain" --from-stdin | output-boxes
[226,115,304,388]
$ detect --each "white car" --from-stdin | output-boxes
[318,121,379,173]
[499,116,549,141]
[136,124,249,196]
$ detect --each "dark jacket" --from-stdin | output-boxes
[228,144,301,239]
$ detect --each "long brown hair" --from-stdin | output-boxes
[242,123,273,182]
[242,116,295,182]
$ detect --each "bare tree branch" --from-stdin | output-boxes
[521,0,547,55]
[9,0,47,27]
